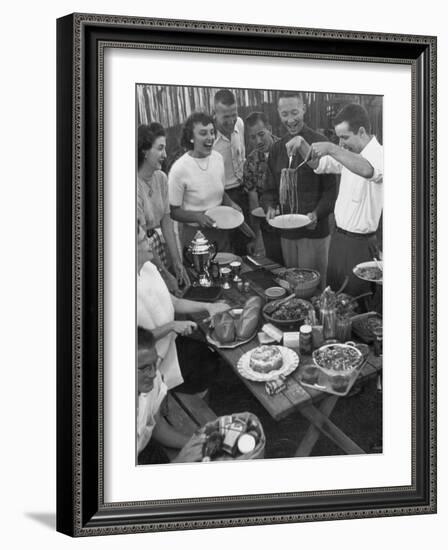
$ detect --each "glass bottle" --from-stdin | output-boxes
[320,287,336,341]
[299,324,313,354]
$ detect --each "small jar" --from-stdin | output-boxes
[299,324,313,355]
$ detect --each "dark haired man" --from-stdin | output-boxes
[242,112,282,262]
[288,103,383,296]
[263,92,337,287]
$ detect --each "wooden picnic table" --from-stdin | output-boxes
[188,257,382,457]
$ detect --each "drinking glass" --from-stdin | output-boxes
[230,260,242,282]
[335,316,352,342]
[220,267,231,289]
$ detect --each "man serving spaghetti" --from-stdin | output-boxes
[262,91,337,288]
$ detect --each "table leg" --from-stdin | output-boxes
[298,403,366,455]
[295,395,339,457]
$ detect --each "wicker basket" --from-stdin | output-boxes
[199,412,266,461]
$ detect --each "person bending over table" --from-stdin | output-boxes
[137,327,211,464]
[285,103,383,297]
[137,122,189,295]
[137,223,230,392]
[168,111,241,253]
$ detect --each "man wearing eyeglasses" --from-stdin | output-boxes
[137,327,208,464]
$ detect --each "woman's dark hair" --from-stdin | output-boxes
[137,123,165,168]
[333,103,371,135]
[180,112,215,150]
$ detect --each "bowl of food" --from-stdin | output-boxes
[351,312,382,343]
[280,268,321,299]
[312,342,363,392]
[353,261,383,284]
[262,296,315,331]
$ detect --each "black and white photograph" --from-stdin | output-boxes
[135,84,384,466]
[53,8,437,539]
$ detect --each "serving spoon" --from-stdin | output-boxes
[287,148,312,171]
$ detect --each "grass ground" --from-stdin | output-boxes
[208,359,382,459]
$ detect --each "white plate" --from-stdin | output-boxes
[237,346,299,382]
[353,260,383,283]
[205,206,244,229]
[214,252,241,266]
[268,214,311,230]
[251,206,265,218]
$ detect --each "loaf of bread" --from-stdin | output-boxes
[212,311,235,343]
[235,296,263,340]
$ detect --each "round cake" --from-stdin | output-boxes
[250,345,283,374]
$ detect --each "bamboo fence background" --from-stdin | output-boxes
[137,84,382,167]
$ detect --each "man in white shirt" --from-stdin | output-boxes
[213,89,248,255]
[287,103,383,296]
[213,89,245,192]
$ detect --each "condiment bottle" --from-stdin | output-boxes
[372,327,383,357]
[299,324,313,354]
[320,287,336,340]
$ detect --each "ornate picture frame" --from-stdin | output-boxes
[56,13,436,536]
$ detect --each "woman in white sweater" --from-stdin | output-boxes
[168,112,241,252]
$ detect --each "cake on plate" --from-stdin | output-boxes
[249,345,283,374]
